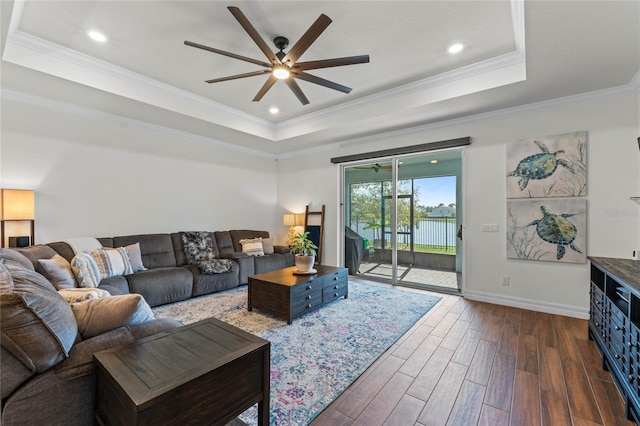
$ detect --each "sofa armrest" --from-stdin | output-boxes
[273,245,290,254]
[55,318,181,380]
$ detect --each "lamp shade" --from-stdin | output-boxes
[1,189,35,220]
[283,213,304,226]
[283,213,295,226]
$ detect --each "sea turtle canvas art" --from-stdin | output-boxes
[507,198,587,264]
[506,131,587,198]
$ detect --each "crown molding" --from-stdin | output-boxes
[3,0,527,145]
[279,79,639,160]
[3,29,277,140]
[1,88,277,160]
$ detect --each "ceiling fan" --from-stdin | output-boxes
[354,163,392,173]
[184,6,370,105]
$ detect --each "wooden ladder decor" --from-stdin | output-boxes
[304,204,325,265]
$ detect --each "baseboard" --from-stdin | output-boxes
[463,289,589,319]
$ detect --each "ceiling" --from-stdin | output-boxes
[1,1,638,156]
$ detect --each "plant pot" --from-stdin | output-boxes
[295,254,315,272]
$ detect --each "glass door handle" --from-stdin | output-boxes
[457,225,463,241]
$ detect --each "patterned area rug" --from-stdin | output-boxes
[152,280,441,425]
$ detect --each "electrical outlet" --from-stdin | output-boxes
[502,276,510,286]
[481,224,499,232]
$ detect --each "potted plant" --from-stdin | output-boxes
[290,231,318,273]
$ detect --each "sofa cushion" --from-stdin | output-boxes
[70,252,101,288]
[239,237,265,257]
[229,230,270,253]
[188,263,239,297]
[71,294,154,339]
[125,242,146,272]
[214,231,235,257]
[13,245,58,270]
[98,275,130,295]
[1,260,14,293]
[113,234,176,269]
[125,266,193,307]
[262,238,275,255]
[1,262,77,372]
[58,288,111,304]
[92,247,133,278]
[1,248,35,271]
[254,253,290,275]
[37,254,77,290]
[46,241,76,263]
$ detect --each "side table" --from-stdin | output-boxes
[94,318,270,425]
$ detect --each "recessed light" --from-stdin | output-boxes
[430,160,438,164]
[269,107,280,114]
[87,30,108,43]
[448,43,464,54]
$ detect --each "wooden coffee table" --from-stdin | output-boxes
[248,265,348,324]
[94,318,270,425]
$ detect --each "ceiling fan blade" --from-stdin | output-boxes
[282,14,332,65]
[284,79,310,105]
[206,70,271,84]
[295,72,352,94]
[185,41,271,68]
[253,75,278,102]
[227,6,280,64]
[294,55,370,71]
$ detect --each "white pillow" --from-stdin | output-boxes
[71,252,101,288]
[239,237,264,257]
[93,247,133,279]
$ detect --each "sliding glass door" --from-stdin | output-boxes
[342,151,462,293]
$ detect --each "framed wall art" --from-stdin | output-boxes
[506,198,587,264]
[507,131,587,199]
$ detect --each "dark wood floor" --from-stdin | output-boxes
[310,291,634,426]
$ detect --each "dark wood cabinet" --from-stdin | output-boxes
[248,265,348,324]
[94,318,270,426]
[589,257,640,423]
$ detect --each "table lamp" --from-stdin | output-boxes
[283,213,304,246]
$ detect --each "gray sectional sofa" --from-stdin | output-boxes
[1,229,292,425]
[15,230,293,307]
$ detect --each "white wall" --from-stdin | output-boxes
[1,97,284,244]
[2,85,638,319]
[277,92,640,318]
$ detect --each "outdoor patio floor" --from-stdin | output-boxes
[357,261,460,292]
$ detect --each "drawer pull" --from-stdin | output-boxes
[595,300,600,305]
[333,293,338,297]
[306,285,312,290]
[306,304,312,309]
[333,285,338,289]
[615,354,621,359]
[333,277,338,281]
[595,322,600,327]
[306,295,312,300]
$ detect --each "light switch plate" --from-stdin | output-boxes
[481,224,499,232]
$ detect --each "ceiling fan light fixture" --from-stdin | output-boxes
[272,65,291,80]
